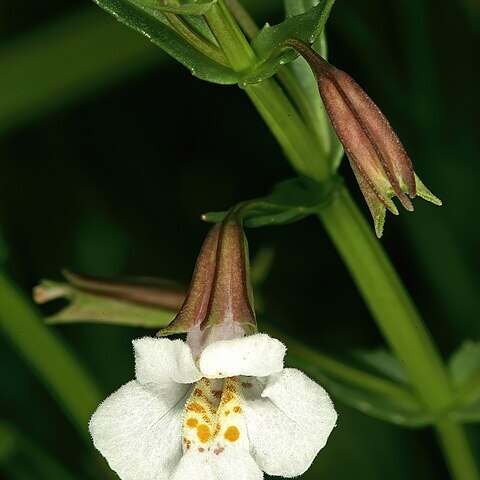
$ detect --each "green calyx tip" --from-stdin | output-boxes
[414,174,442,206]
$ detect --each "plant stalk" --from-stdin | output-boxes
[203,1,478,478]
[436,420,479,480]
[318,189,479,479]
[205,0,329,181]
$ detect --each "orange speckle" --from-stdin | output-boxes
[186,418,199,428]
[212,390,222,398]
[193,388,203,396]
[187,403,205,413]
[197,424,211,443]
[221,392,234,403]
[233,406,242,414]
[224,426,240,442]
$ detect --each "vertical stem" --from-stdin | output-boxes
[246,79,328,180]
[204,0,256,72]
[436,421,479,480]
[319,188,479,480]
[318,187,452,410]
[0,269,116,479]
[203,6,479,478]
[204,0,329,181]
[0,270,102,440]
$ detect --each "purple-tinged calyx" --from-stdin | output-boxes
[286,39,442,237]
[157,214,256,355]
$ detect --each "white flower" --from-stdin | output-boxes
[89,333,337,480]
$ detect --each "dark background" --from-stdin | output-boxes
[0,0,479,478]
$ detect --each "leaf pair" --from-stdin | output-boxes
[91,0,336,85]
[203,175,342,228]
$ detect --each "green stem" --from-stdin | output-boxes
[0,270,102,441]
[319,188,452,411]
[205,0,328,181]
[224,0,258,39]
[246,79,328,179]
[200,2,479,478]
[436,421,479,480]
[205,0,256,72]
[318,188,479,480]
[0,270,116,478]
[224,0,330,164]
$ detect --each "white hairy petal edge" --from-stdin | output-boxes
[172,447,263,480]
[89,380,189,480]
[244,368,337,478]
[198,333,286,378]
[134,337,202,385]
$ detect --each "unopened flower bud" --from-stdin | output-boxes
[286,39,442,237]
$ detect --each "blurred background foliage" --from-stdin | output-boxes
[0,0,479,478]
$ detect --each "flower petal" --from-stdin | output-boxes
[172,451,215,480]
[89,380,189,480]
[210,447,263,480]
[198,333,285,378]
[134,337,201,384]
[244,368,337,478]
[172,448,262,480]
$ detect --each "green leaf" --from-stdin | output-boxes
[133,0,217,15]
[352,348,410,385]
[44,283,175,328]
[447,342,480,423]
[449,341,480,388]
[241,0,336,86]
[450,401,480,423]
[315,374,432,427]
[203,175,342,228]
[92,0,238,84]
[263,321,431,428]
[34,273,181,328]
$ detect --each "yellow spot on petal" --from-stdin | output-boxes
[186,418,199,428]
[233,406,242,414]
[224,426,240,442]
[197,424,211,443]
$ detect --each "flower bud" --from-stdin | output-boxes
[158,214,257,356]
[157,223,221,336]
[286,39,442,237]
